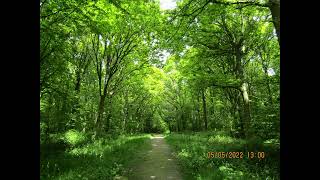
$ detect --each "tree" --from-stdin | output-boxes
[172,0,280,44]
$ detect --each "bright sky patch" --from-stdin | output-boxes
[160,0,177,10]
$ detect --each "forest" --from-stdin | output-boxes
[40,0,280,179]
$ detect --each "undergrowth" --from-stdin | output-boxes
[40,131,151,180]
[165,131,280,180]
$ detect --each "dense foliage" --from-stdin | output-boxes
[166,132,279,179]
[40,0,280,179]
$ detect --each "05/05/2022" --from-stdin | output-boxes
[207,152,265,159]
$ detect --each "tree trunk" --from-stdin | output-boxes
[264,67,273,105]
[197,94,201,131]
[240,82,251,138]
[123,91,129,132]
[234,42,252,138]
[75,73,81,93]
[262,62,273,105]
[237,104,245,138]
[202,88,208,130]
[96,94,106,134]
[181,109,186,131]
[269,0,280,45]
[145,116,152,133]
[210,88,215,128]
[69,73,81,129]
[106,97,112,132]
[266,81,273,105]
[175,107,180,132]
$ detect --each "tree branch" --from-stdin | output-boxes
[209,0,268,8]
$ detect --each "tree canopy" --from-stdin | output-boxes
[40,0,280,179]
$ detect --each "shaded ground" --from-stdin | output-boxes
[41,134,152,180]
[116,134,183,180]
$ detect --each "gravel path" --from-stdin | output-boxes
[124,134,183,180]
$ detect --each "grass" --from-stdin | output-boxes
[40,132,152,180]
[165,131,280,180]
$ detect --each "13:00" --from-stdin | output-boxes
[247,152,265,159]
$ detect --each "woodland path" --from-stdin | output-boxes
[116,134,183,180]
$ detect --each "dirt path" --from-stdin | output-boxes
[121,134,183,180]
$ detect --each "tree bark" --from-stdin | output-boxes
[263,72,273,105]
[123,90,129,132]
[175,106,180,132]
[209,88,215,128]
[266,80,273,105]
[269,0,280,45]
[197,93,201,131]
[240,82,251,138]
[236,103,245,138]
[235,42,252,138]
[261,54,274,105]
[191,111,196,131]
[202,88,208,130]
[75,73,81,93]
[96,94,106,134]
[106,96,112,132]
[181,109,186,131]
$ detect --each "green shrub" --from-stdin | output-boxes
[166,132,280,180]
[62,129,87,147]
[41,134,151,180]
